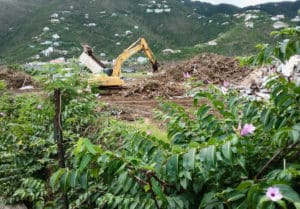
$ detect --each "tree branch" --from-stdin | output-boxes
[254,141,299,181]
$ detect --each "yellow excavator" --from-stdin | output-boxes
[87,37,159,87]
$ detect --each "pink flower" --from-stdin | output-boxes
[146,130,152,135]
[240,124,256,136]
[266,187,283,201]
[223,80,229,88]
[183,72,191,78]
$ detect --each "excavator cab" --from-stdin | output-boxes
[103,68,113,76]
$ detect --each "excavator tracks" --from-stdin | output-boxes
[97,86,128,96]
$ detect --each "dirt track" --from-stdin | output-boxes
[102,96,194,121]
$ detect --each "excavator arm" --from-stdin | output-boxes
[112,37,158,77]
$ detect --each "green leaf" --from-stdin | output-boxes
[180,178,188,190]
[83,138,97,155]
[173,196,185,209]
[70,170,79,188]
[50,168,65,188]
[280,39,290,55]
[167,196,176,208]
[276,200,287,209]
[227,193,245,202]
[290,124,300,143]
[151,178,165,200]
[275,184,300,205]
[60,169,70,192]
[123,177,134,193]
[260,108,273,130]
[212,100,224,111]
[144,184,151,192]
[183,148,196,171]
[80,172,88,190]
[236,180,253,191]
[200,192,223,209]
[167,197,184,209]
[79,154,92,172]
[221,141,232,163]
[166,155,179,182]
[130,201,139,209]
[247,184,261,208]
[196,105,211,119]
[294,202,300,209]
[257,196,274,209]
[206,145,217,168]
[183,170,192,181]
[75,138,84,154]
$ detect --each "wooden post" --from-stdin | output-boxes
[54,89,68,209]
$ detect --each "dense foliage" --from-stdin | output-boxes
[49,77,300,209]
[0,66,125,208]
[239,26,300,66]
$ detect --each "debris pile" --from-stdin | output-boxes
[122,53,252,99]
[124,80,184,99]
[158,53,252,84]
[0,67,38,89]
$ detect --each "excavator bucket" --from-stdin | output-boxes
[79,45,106,74]
[152,61,159,73]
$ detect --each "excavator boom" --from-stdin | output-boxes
[112,37,159,77]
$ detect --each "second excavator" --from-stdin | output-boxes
[86,37,159,87]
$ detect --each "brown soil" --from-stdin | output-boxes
[102,96,195,121]
[0,67,38,89]
[122,79,185,99]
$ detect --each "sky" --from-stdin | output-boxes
[192,0,297,7]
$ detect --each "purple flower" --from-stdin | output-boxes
[240,124,256,136]
[183,72,191,78]
[266,187,283,201]
[223,80,229,88]
[146,130,152,135]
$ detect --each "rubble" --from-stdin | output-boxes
[157,53,251,84]
[124,80,185,99]
[122,53,252,99]
[0,68,38,89]
[19,85,34,90]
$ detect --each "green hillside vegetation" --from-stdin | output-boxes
[161,13,280,60]
[0,0,299,64]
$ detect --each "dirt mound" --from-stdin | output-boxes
[120,53,251,99]
[123,79,185,99]
[0,67,37,89]
[157,53,252,84]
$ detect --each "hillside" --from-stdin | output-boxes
[0,0,299,64]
